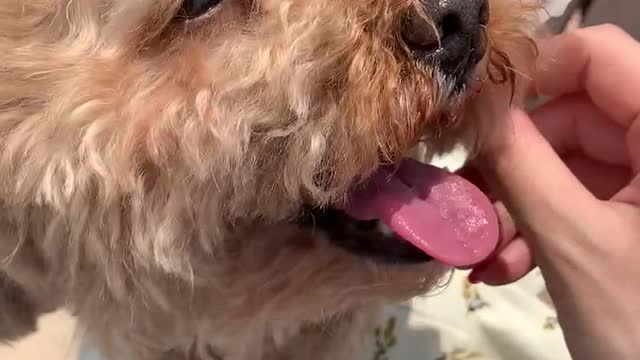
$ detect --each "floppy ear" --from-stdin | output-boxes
[0,271,38,341]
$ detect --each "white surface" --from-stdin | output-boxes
[362,270,571,360]
[545,0,573,17]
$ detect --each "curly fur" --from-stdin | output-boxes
[0,0,540,359]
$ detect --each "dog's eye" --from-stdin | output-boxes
[176,0,223,20]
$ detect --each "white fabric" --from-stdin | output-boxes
[361,269,571,360]
[544,0,574,18]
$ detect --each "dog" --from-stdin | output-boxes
[0,0,540,359]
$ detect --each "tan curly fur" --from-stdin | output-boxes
[0,0,540,359]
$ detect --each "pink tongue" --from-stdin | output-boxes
[343,159,499,267]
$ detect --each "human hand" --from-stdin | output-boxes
[464,25,640,359]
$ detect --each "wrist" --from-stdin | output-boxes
[539,260,640,360]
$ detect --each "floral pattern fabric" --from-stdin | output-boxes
[78,269,571,360]
[362,269,571,360]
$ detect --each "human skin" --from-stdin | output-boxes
[465,24,640,359]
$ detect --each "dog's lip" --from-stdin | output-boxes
[338,158,499,267]
[298,207,433,264]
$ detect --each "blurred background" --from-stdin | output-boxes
[584,0,639,37]
[548,0,638,38]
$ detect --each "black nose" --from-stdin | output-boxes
[402,0,489,84]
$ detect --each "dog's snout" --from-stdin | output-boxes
[402,0,489,84]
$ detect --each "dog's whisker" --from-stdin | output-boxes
[505,65,534,81]
[1,238,24,266]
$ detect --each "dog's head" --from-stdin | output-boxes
[0,0,538,344]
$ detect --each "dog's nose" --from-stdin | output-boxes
[402,0,489,83]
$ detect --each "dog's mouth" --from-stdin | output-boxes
[298,158,499,267]
[298,207,433,264]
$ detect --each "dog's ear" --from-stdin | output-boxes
[0,272,38,341]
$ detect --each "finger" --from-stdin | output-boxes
[467,153,630,201]
[564,155,631,200]
[480,108,599,243]
[468,158,627,283]
[614,176,640,205]
[495,201,517,244]
[627,115,640,174]
[468,237,536,286]
[531,93,630,167]
[535,25,640,128]
[461,152,629,210]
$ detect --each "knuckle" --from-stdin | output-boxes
[591,23,628,39]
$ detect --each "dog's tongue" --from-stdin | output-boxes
[343,159,498,267]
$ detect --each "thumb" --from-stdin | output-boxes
[478,109,600,249]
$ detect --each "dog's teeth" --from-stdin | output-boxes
[376,222,394,236]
